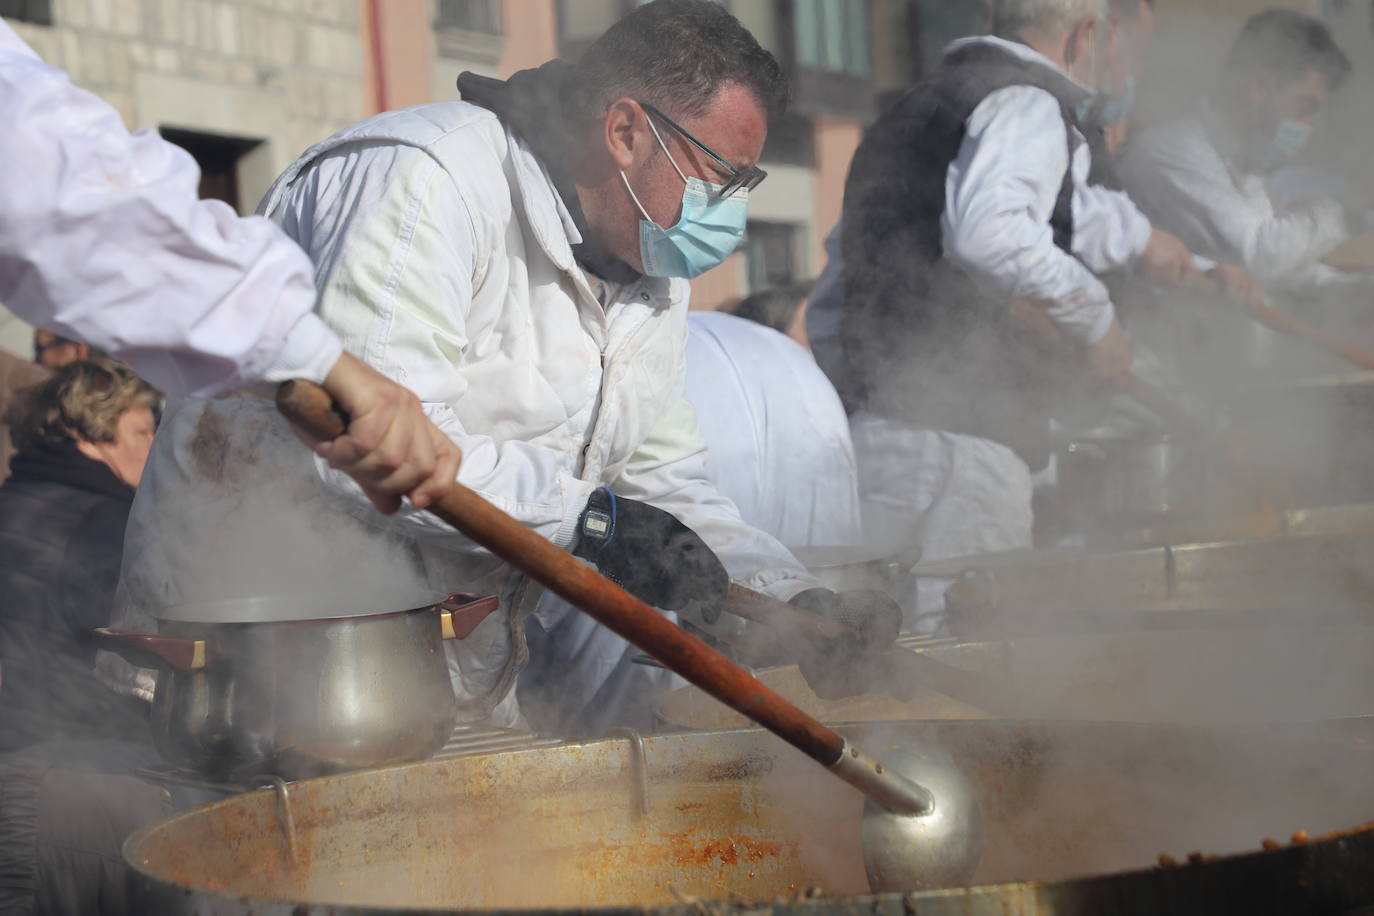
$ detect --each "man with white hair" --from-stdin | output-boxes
[836,0,1253,627]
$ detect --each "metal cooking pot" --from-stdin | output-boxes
[124,720,1374,913]
[656,625,1374,731]
[928,531,1374,638]
[1056,432,1237,531]
[95,593,499,780]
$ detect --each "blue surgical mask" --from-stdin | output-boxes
[1097,79,1136,128]
[1249,119,1313,170]
[1271,118,1313,161]
[620,119,749,279]
[1076,75,1135,129]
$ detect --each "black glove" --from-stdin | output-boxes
[572,488,728,620]
[789,587,902,700]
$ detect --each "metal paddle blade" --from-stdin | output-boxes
[860,743,984,893]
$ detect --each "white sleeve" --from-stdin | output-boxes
[942,86,1115,345]
[609,384,819,629]
[1071,182,1152,275]
[1120,120,1351,294]
[269,143,596,551]
[0,19,341,396]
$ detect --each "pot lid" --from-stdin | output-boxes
[153,588,450,623]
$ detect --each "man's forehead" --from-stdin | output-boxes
[674,85,768,166]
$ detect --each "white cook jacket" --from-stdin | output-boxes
[851,415,1033,635]
[942,36,1153,346]
[1120,105,1369,297]
[684,311,863,550]
[107,101,816,721]
[521,311,863,735]
[0,18,340,395]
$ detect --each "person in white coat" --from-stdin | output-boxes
[835,0,1254,630]
[688,299,863,548]
[104,0,899,724]
[0,16,458,515]
[521,293,867,734]
[1120,10,1365,300]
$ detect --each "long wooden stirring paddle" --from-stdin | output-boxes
[1185,271,1374,374]
[276,378,983,890]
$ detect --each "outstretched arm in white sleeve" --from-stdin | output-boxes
[0,19,458,510]
[942,86,1117,346]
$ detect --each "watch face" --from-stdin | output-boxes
[584,512,611,537]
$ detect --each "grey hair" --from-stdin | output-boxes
[990,0,1109,38]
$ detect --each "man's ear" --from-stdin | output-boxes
[603,98,643,172]
[1065,17,1097,74]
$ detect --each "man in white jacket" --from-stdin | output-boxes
[521,293,867,735]
[835,0,1255,628]
[108,0,897,721]
[1121,10,1366,300]
[0,16,457,516]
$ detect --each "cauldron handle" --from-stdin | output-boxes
[438,593,500,640]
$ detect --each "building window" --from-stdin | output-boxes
[745,221,802,292]
[762,112,816,168]
[160,128,263,211]
[435,0,505,63]
[0,0,53,25]
[793,0,869,76]
[435,0,502,35]
[782,0,875,118]
[557,0,641,59]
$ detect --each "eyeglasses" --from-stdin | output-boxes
[638,101,767,199]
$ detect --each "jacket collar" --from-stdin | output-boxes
[944,35,1093,93]
[504,130,674,309]
[5,438,134,502]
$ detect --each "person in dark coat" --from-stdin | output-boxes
[0,358,159,751]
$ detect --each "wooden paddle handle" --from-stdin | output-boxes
[1186,270,1374,373]
[276,380,845,765]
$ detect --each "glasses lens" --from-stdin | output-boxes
[718,175,746,199]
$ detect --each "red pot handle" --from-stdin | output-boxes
[438,593,500,640]
[93,628,207,671]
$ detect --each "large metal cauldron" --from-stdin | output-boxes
[656,626,1374,731]
[925,529,1374,638]
[96,594,499,780]
[125,721,1374,914]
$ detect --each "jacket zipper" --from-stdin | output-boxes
[576,297,658,479]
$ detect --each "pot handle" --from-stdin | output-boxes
[438,593,500,640]
[92,628,207,672]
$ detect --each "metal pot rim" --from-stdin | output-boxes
[1061,431,1180,447]
[153,591,451,624]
